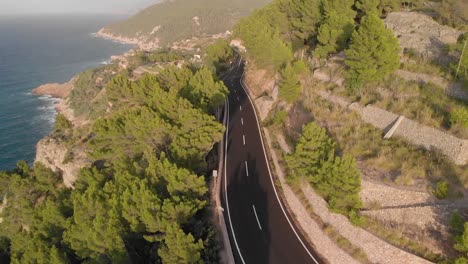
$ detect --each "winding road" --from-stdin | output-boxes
[220,59,323,264]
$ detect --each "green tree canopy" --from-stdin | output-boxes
[236,10,293,70]
[279,63,302,103]
[279,0,321,44]
[345,13,400,88]
[287,122,362,213]
[286,123,335,180]
[205,39,234,73]
[355,0,380,15]
[313,0,356,58]
[158,224,204,264]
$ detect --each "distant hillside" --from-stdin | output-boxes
[98,0,272,49]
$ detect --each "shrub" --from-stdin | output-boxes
[434,181,449,199]
[54,114,72,132]
[451,107,468,128]
[349,210,367,226]
[273,110,288,126]
[450,211,465,236]
[455,223,468,254]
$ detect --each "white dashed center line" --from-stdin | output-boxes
[252,205,262,230]
[245,161,249,177]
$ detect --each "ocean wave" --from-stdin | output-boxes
[37,94,61,103]
[38,105,56,111]
[100,60,112,65]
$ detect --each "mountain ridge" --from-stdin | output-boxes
[97,0,272,50]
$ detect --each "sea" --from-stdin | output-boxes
[0,15,133,171]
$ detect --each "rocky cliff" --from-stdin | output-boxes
[33,77,90,187]
[35,137,90,188]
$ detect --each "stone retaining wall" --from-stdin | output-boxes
[317,91,468,165]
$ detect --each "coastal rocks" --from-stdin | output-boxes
[35,137,90,188]
[96,28,160,51]
[32,81,73,98]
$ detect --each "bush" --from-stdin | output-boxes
[54,114,72,132]
[273,110,288,126]
[454,223,468,254]
[450,211,465,236]
[349,210,367,226]
[451,107,468,128]
[434,181,449,199]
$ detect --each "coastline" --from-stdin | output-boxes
[95,28,160,50]
[32,81,73,99]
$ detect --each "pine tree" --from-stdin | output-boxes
[345,13,400,88]
[355,0,380,15]
[279,63,302,103]
[49,246,70,264]
[318,154,362,213]
[158,224,204,264]
[314,0,356,58]
[184,67,229,112]
[280,0,321,43]
[286,123,335,180]
[236,13,293,70]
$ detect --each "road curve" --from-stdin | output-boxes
[220,59,323,264]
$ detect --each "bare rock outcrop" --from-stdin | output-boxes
[385,12,462,60]
[35,137,90,188]
[244,67,278,120]
[32,81,73,98]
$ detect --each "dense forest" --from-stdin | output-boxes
[0,59,230,263]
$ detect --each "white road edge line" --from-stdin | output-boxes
[240,70,320,264]
[243,135,246,145]
[252,205,263,230]
[224,98,247,264]
[245,161,249,177]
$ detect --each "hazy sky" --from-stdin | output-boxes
[0,0,160,15]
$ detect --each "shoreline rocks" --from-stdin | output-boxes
[96,28,159,50]
[32,81,73,99]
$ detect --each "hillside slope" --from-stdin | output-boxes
[98,0,271,49]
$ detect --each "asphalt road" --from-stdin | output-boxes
[220,60,322,264]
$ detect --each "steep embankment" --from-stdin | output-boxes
[97,0,271,49]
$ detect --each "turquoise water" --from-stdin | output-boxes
[0,15,132,171]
